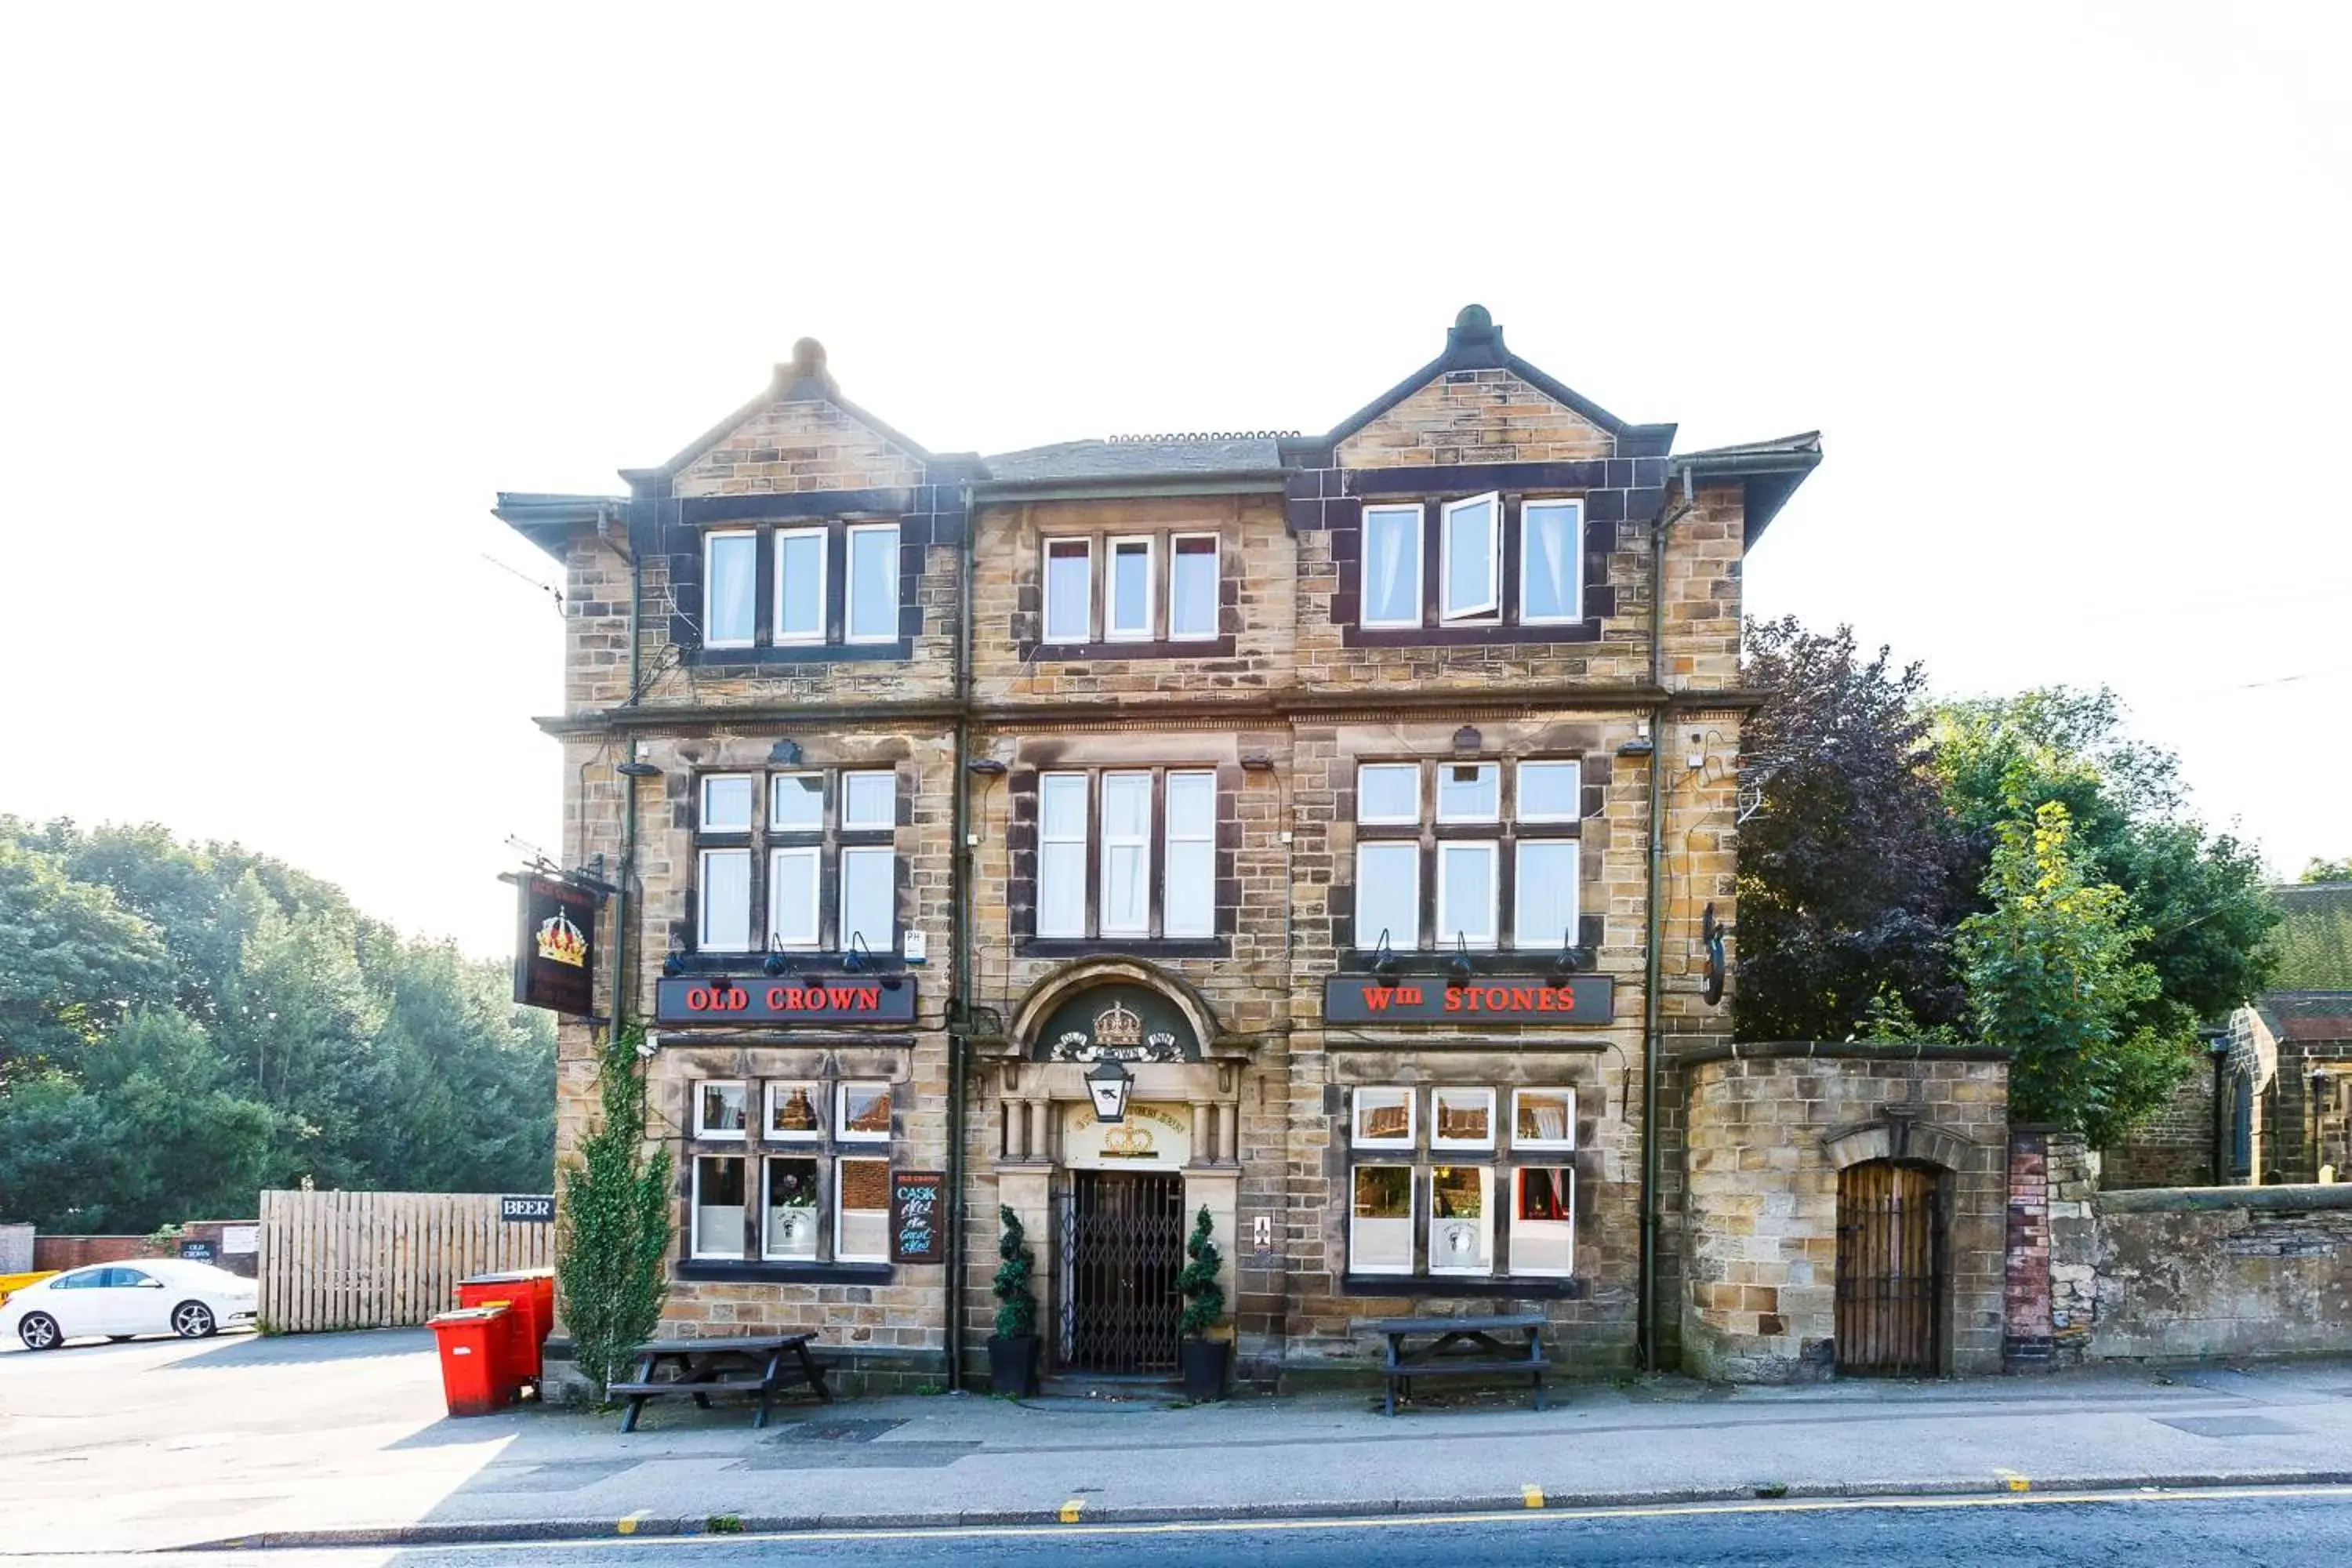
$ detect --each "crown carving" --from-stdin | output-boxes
[1092,1000,1143,1048]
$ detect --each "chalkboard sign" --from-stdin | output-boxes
[889,1171,946,1265]
[178,1240,218,1265]
[500,1195,555,1224]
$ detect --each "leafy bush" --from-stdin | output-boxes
[1176,1206,1224,1338]
[992,1205,1036,1341]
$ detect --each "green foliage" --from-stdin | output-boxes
[1175,1205,1224,1339]
[556,1023,672,1399]
[1853,985,1960,1045]
[0,817,555,1232]
[1958,803,2192,1146]
[991,1205,1036,1341]
[2303,857,2352,885]
[2273,881,2352,990]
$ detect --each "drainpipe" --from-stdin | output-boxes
[1638,477,1697,1374]
[605,501,643,1030]
[946,481,976,1391]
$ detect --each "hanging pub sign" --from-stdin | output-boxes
[655,976,918,1025]
[1323,973,1615,1025]
[514,875,598,1016]
[889,1171,946,1264]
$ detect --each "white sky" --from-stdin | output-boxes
[2,4,2344,959]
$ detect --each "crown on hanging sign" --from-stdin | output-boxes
[535,910,588,967]
[1092,1000,1144,1048]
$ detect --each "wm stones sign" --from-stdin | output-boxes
[1323,974,1615,1025]
[655,977,917,1025]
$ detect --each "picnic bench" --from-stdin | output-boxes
[1369,1312,1548,1417]
[609,1334,833,1432]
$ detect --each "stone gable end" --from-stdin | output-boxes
[673,397,924,499]
[1337,368,1616,469]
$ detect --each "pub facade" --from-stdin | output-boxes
[498,307,1828,1389]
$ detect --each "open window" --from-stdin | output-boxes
[1439,492,1501,621]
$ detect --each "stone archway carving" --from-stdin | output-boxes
[1821,1111,1975,1174]
[1007,959,1229,1062]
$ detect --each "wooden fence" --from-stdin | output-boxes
[257,1190,554,1333]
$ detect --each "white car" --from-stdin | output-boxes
[3,1261,259,1350]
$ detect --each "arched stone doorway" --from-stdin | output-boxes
[1825,1116,1965,1377]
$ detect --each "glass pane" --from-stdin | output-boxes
[1522,502,1578,621]
[1514,1089,1577,1148]
[1354,1164,1413,1217]
[699,849,751,951]
[1102,773,1151,837]
[1430,1166,1491,1272]
[1356,764,1419,824]
[1171,536,1218,637]
[1110,540,1151,636]
[1352,1087,1413,1146]
[837,1159,890,1260]
[1438,844,1495,945]
[768,1082,822,1138]
[764,1157,820,1259]
[848,526,899,640]
[776,530,825,640]
[1514,840,1578,951]
[771,774,823,831]
[1356,842,1419,950]
[698,1081,747,1134]
[1517,760,1581,822]
[701,775,753,833]
[1437,762,1499,821]
[768,848,818,947]
[1040,773,1087,839]
[1432,1088,1493,1148]
[706,534,756,644]
[1518,1167,1573,1221]
[1166,771,1215,839]
[1039,842,1085,937]
[1443,497,1496,619]
[1363,508,1420,625]
[1166,840,1213,937]
[1045,540,1091,641]
[1352,1165,1414,1273]
[1102,844,1147,933]
[1514,1169,1573,1276]
[694,1156,746,1258]
[840,848,894,949]
[841,771,895,831]
[839,1082,891,1139]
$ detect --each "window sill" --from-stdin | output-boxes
[1341,620,1603,648]
[1018,636,1238,662]
[688,641,917,666]
[1016,938,1231,960]
[1339,1274,1586,1300]
[674,1261,896,1284]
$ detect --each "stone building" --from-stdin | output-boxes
[499,307,2005,1388]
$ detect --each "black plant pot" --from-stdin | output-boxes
[988,1334,1040,1398]
[1180,1336,1231,1402]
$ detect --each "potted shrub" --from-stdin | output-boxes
[988,1205,1040,1397]
[1176,1205,1230,1401]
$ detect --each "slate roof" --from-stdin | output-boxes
[979,437,1285,485]
[2257,991,2352,1044]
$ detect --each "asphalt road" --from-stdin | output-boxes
[25,1488,2352,1568]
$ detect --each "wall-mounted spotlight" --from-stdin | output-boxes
[768,739,803,766]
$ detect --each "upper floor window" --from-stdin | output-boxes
[1037,531,1223,648]
[694,767,898,956]
[1357,495,1584,630]
[699,521,902,653]
[1352,758,1584,952]
[1032,767,1221,942]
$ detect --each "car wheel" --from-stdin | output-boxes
[171,1302,216,1339]
[18,1313,60,1351]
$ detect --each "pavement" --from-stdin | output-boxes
[13,1329,2352,1555]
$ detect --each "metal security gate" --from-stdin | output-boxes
[1835,1160,1945,1377]
[1058,1172,1185,1375]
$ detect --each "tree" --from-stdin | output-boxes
[2303,857,2352,884]
[1734,619,1972,1040]
[1958,802,2190,1145]
[554,1023,671,1399]
[0,829,172,1087]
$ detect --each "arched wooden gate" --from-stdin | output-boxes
[1835,1159,1945,1377]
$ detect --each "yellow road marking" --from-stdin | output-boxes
[1060,1497,1086,1523]
[1996,1469,2031,1492]
[615,1510,653,1536]
[413,1483,2352,1555]
[1523,1483,1544,1508]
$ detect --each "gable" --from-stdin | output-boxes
[1335,366,1616,469]
[655,338,931,499]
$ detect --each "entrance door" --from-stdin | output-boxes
[1059,1171,1185,1375]
[1835,1160,1945,1377]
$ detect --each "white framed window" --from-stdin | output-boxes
[1163,770,1216,938]
[837,1081,892,1143]
[1169,533,1219,640]
[1098,771,1152,936]
[700,775,755,834]
[1436,841,1498,948]
[1350,1165,1415,1276]
[691,1154,747,1259]
[1360,504,1423,628]
[1431,1087,1496,1151]
[1107,536,1155,641]
[1519,499,1582,625]
[1515,760,1581,823]
[835,1156,890,1263]
[1428,1164,1494,1276]
[773,526,826,644]
[1438,492,1501,622]
[767,845,821,949]
[840,771,895,832]
[693,1080,749,1139]
[703,530,757,648]
[844,523,900,644]
[1356,763,1421,826]
[1355,841,1421,951]
[1512,1088,1577,1151]
[1037,771,1088,938]
[1436,761,1500,822]
[1513,840,1580,952]
[1512,1167,1575,1277]
[838,845,895,950]
[770,772,824,832]
[1351,1086,1415,1149]
[762,1156,820,1260]
[698,848,753,952]
[766,1081,823,1141]
[1044,538,1093,643]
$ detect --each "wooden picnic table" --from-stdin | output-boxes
[1367,1312,1548,1417]
[608,1334,833,1432]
